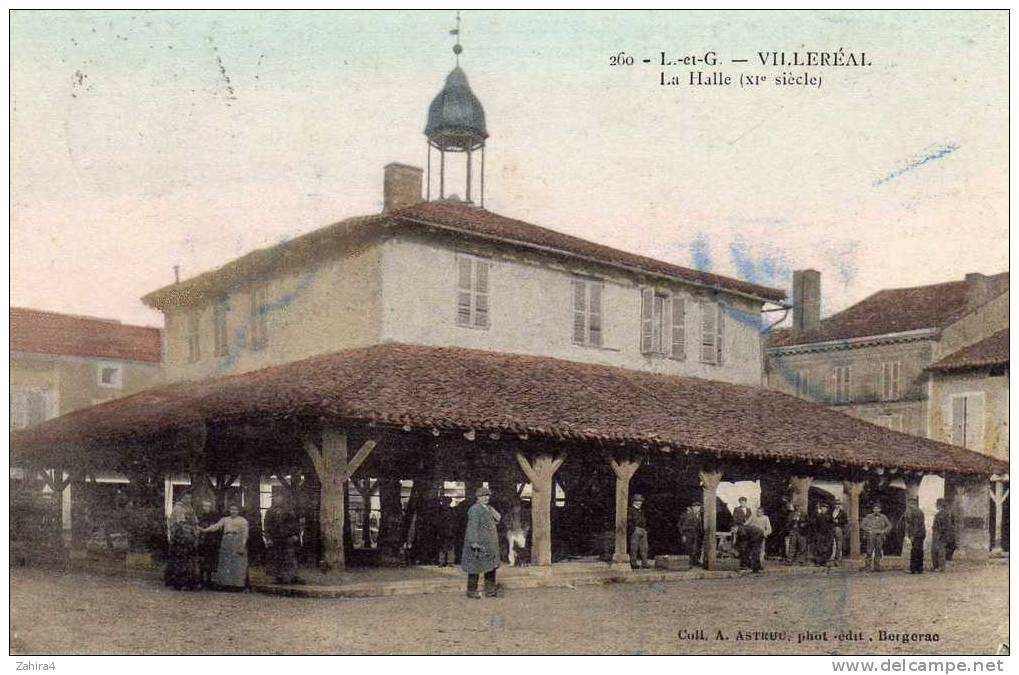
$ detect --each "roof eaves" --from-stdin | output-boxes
[395,214,785,305]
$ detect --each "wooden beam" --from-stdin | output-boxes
[699,468,722,570]
[347,440,378,479]
[843,480,866,559]
[515,451,567,567]
[609,455,640,570]
[303,427,381,571]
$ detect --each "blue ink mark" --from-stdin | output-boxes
[873,143,959,187]
[828,241,860,287]
[690,234,712,272]
[215,266,319,374]
[728,238,792,288]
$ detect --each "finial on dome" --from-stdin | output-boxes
[450,12,462,65]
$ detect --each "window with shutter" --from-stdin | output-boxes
[640,287,654,353]
[213,301,229,357]
[455,255,492,329]
[640,287,673,355]
[965,394,984,449]
[186,312,201,363]
[10,388,49,430]
[670,296,685,359]
[572,279,587,344]
[881,362,901,401]
[572,278,604,347]
[588,282,602,347]
[951,396,968,447]
[795,370,809,398]
[715,303,725,365]
[831,366,852,403]
[700,301,717,364]
[249,283,269,350]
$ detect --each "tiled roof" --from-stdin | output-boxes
[928,329,1009,373]
[770,272,1009,348]
[10,307,162,363]
[12,343,1004,476]
[143,202,785,310]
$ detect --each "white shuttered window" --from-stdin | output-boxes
[249,283,269,350]
[456,255,491,329]
[700,301,724,365]
[641,288,686,358]
[950,394,984,449]
[572,278,603,347]
[829,366,852,403]
[880,362,901,401]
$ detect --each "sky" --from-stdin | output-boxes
[10,10,1009,327]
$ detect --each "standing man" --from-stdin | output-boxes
[732,497,752,529]
[742,507,772,573]
[462,486,501,599]
[809,502,835,567]
[678,503,704,567]
[830,498,848,566]
[861,502,893,572]
[264,491,304,585]
[785,504,808,565]
[931,498,953,572]
[628,494,650,569]
[731,496,752,566]
[903,497,927,574]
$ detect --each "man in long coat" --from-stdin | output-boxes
[903,498,927,574]
[461,486,502,599]
[678,504,704,566]
[931,498,954,572]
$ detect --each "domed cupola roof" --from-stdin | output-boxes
[425,66,488,151]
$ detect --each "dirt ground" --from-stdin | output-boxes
[10,563,1008,655]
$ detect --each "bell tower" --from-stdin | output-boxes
[425,13,488,206]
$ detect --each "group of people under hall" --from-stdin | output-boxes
[163,491,307,591]
[629,494,774,572]
[627,493,959,575]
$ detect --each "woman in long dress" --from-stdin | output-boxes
[164,493,201,590]
[201,503,249,590]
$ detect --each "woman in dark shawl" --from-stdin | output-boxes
[164,493,201,590]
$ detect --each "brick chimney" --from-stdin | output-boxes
[792,269,821,334]
[382,163,423,214]
[964,272,992,310]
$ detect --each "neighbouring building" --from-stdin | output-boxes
[11,307,163,429]
[767,270,1009,550]
[10,307,163,542]
[13,45,1006,574]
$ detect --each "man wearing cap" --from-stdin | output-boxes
[861,502,893,572]
[628,494,650,569]
[461,486,502,599]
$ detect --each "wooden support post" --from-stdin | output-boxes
[843,480,866,559]
[990,479,1009,554]
[608,455,640,570]
[377,478,404,560]
[789,475,812,513]
[515,451,566,567]
[699,468,723,570]
[304,427,377,571]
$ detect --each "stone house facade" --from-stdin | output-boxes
[10,307,163,431]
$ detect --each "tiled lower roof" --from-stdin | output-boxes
[929,329,1009,372]
[12,343,1005,476]
[11,307,162,363]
